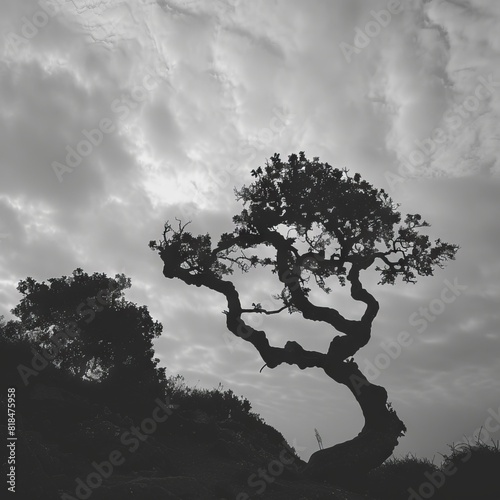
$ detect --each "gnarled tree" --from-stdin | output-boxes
[150,152,458,483]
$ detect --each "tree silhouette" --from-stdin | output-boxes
[10,269,165,395]
[150,152,458,482]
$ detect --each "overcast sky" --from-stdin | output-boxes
[1,0,499,463]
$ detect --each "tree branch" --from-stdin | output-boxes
[263,228,361,336]
[241,304,289,315]
[161,255,326,370]
[347,261,379,326]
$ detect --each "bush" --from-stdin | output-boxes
[365,454,439,500]
[161,375,290,450]
[361,440,500,500]
[437,441,500,500]
[163,376,252,419]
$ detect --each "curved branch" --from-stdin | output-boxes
[347,263,379,326]
[263,228,363,336]
[161,256,325,371]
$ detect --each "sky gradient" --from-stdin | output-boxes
[1,0,499,462]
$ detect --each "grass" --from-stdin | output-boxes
[361,439,500,500]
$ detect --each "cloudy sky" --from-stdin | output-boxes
[1,0,499,462]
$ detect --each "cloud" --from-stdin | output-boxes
[0,0,499,462]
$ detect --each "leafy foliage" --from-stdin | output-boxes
[150,220,233,279]
[234,152,458,285]
[161,375,291,451]
[7,268,165,385]
[163,375,253,420]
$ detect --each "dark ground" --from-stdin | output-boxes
[2,380,376,500]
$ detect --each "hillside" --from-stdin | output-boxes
[3,362,500,499]
[3,377,375,500]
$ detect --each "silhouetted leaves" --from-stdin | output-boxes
[7,269,165,386]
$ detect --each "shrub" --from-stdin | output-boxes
[364,454,439,500]
[163,376,252,419]
[437,441,500,500]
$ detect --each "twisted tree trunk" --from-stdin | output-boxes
[303,359,406,484]
[161,256,406,483]
[159,226,407,485]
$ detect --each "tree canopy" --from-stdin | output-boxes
[7,268,165,386]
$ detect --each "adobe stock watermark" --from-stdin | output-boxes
[351,277,467,392]
[385,73,500,192]
[60,397,178,499]
[408,405,500,500]
[4,0,67,54]
[52,73,159,182]
[339,0,404,63]
[17,283,119,386]
[408,448,471,500]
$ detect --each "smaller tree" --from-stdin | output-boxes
[9,269,165,394]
